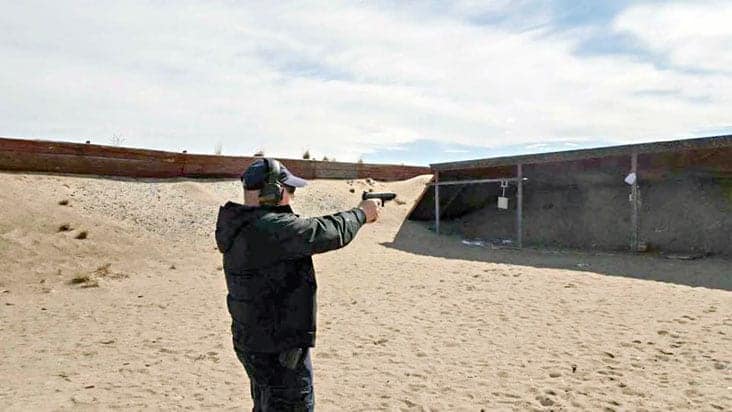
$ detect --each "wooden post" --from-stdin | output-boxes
[517,164,523,248]
[630,152,639,252]
[434,171,440,235]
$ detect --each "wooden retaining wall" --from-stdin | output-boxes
[0,137,430,181]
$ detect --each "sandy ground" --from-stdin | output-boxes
[0,171,730,411]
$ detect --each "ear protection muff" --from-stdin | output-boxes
[258,158,284,205]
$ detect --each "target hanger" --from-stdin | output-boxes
[498,180,509,209]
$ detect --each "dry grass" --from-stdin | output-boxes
[67,263,127,288]
[93,263,128,280]
[93,263,112,277]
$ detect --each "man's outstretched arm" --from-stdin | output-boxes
[274,208,366,258]
[263,200,379,259]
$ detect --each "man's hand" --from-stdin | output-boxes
[358,199,380,223]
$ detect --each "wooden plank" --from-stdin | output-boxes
[0,137,430,180]
[0,152,183,177]
[0,137,185,160]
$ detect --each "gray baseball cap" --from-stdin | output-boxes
[241,158,308,190]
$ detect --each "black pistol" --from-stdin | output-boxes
[362,191,397,206]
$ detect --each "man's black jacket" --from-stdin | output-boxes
[215,202,367,353]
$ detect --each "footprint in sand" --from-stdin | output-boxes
[408,383,427,391]
[535,395,555,406]
[605,399,622,410]
[491,391,521,399]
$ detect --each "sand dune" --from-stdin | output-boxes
[0,171,730,411]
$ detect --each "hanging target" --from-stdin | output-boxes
[498,180,509,209]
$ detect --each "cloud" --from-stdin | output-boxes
[1,1,730,163]
[613,1,732,74]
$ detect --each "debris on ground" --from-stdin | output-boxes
[67,263,127,288]
[664,253,705,260]
[461,238,514,249]
[68,275,99,288]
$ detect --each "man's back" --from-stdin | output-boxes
[215,201,367,353]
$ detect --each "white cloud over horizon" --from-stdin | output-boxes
[1,1,730,162]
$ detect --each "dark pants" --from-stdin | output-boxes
[235,348,314,412]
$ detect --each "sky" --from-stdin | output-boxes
[1,1,731,166]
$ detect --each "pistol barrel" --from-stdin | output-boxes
[362,191,397,204]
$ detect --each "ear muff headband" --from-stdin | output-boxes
[259,158,284,205]
[266,158,281,185]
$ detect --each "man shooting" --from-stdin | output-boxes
[215,158,379,411]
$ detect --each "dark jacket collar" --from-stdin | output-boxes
[215,202,296,253]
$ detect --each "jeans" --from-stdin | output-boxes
[235,347,314,412]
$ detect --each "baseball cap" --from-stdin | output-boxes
[241,158,308,190]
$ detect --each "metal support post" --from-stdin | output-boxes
[517,164,523,248]
[630,152,639,252]
[434,171,440,235]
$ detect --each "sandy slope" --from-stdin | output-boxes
[0,171,730,411]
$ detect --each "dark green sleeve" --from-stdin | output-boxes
[270,208,367,258]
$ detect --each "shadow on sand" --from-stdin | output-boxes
[381,220,732,292]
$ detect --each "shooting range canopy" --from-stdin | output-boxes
[409,134,732,254]
[430,135,732,172]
